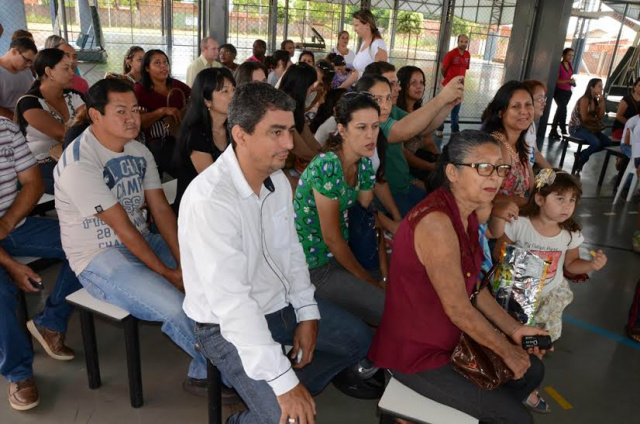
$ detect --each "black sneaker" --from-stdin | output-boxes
[332,366,385,400]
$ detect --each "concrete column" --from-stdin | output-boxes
[505,0,574,134]
[208,0,229,46]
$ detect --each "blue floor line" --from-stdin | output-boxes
[563,314,640,351]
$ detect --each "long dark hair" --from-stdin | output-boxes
[176,67,235,168]
[279,62,317,133]
[325,93,384,182]
[310,88,346,133]
[233,61,267,86]
[140,49,173,90]
[32,48,66,90]
[269,49,291,71]
[481,80,532,165]
[428,130,500,192]
[520,170,582,234]
[123,46,144,74]
[397,65,425,112]
[582,78,602,104]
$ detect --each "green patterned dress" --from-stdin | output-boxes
[294,152,376,270]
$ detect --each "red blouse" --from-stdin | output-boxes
[368,187,483,374]
[134,79,191,140]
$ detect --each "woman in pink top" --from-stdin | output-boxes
[549,48,575,139]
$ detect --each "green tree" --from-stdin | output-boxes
[452,16,472,38]
[396,11,422,34]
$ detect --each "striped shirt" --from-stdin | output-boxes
[0,118,37,225]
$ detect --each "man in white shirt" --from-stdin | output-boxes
[185,37,221,87]
[179,83,372,424]
[54,79,208,395]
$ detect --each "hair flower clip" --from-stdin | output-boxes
[535,168,556,189]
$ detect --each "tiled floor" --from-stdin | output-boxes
[1,135,639,423]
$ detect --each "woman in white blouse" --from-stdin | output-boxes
[331,31,356,69]
[339,9,388,88]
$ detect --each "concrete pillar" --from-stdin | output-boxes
[505,0,574,134]
[208,0,229,46]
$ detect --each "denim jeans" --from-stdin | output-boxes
[569,126,612,166]
[78,233,206,379]
[438,103,462,133]
[309,259,384,326]
[195,298,372,424]
[394,356,545,424]
[393,183,426,217]
[0,217,82,382]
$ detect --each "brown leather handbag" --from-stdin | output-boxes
[450,265,514,390]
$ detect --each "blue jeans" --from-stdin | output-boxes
[393,184,426,217]
[569,126,612,166]
[438,103,462,133]
[195,298,372,424]
[78,233,206,379]
[0,217,82,382]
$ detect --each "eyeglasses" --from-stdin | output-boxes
[534,96,547,104]
[19,52,33,66]
[316,62,335,78]
[454,163,512,177]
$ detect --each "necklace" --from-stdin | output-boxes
[501,140,519,162]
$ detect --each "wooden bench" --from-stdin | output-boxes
[559,135,589,174]
[597,145,628,187]
[378,377,478,424]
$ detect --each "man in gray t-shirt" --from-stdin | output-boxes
[0,37,36,119]
[54,78,208,394]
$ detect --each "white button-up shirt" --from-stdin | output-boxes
[179,146,320,396]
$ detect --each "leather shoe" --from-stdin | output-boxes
[27,320,74,361]
[8,377,39,411]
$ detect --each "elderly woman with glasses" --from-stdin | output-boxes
[370,130,546,424]
[522,80,552,169]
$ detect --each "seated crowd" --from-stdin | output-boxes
[1,10,634,424]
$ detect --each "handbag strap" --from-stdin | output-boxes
[469,261,499,305]
[166,87,187,108]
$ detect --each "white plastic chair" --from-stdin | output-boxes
[613,129,640,204]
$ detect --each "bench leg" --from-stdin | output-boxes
[124,316,143,408]
[207,359,223,424]
[79,309,101,389]
[598,151,612,186]
[559,138,569,168]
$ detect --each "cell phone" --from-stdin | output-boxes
[521,335,552,350]
[28,277,44,290]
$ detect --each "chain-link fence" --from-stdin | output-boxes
[13,0,200,85]
[5,0,523,122]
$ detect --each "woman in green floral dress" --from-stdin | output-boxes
[294,92,386,325]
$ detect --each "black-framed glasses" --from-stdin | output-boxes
[454,163,512,177]
[19,52,33,66]
[315,61,335,78]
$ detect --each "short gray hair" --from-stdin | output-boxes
[201,37,215,49]
[228,83,295,136]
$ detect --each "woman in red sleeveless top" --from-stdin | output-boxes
[369,130,548,424]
